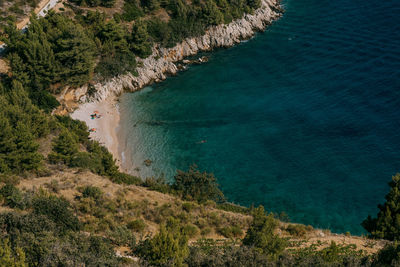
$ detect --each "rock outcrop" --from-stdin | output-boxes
[76,0,282,103]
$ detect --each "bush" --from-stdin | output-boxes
[183,224,199,238]
[136,224,189,266]
[286,224,309,237]
[182,202,196,212]
[142,176,170,193]
[32,192,80,232]
[243,206,287,259]
[363,174,400,240]
[107,226,136,247]
[110,172,142,185]
[216,202,249,214]
[373,242,400,266]
[127,219,146,232]
[218,225,243,238]
[0,238,27,266]
[173,165,224,203]
[81,186,103,200]
[0,184,25,209]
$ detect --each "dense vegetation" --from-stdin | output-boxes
[363,173,400,241]
[1,0,265,111]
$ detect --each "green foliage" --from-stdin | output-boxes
[88,16,137,79]
[81,186,103,200]
[3,13,95,110]
[127,219,146,232]
[183,224,199,238]
[142,176,171,193]
[55,115,89,143]
[173,164,224,203]
[122,0,144,21]
[363,173,400,241]
[242,205,287,259]
[286,224,312,237]
[48,118,140,185]
[0,239,27,267]
[0,212,121,266]
[137,223,189,266]
[216,202,249,214]
[48,129,79,164]
[0,184,25,209]
[0,81,48,174]
[130,20,152,58]
[32,192,80,232]
[70,0,116,7]
[373,242,400,266]
[291,241,367,266]
[107,226,136,246]
[218,225,243,238]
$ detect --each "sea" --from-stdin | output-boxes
[119,0,400,234]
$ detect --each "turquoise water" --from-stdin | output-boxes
[119,0,400,234]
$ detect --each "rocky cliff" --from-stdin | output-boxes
[73,0,282,103]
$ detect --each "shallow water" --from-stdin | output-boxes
[119,0,400,234]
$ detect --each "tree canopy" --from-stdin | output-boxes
[173,165,225,203]
[362,173,400,241]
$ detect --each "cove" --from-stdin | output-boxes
[119,0,400,234]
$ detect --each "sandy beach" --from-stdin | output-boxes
[71,97,123,169]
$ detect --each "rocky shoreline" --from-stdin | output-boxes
[69,0,282,171]
[64,0,282,106]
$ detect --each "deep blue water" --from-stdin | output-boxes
[119,0,400,234]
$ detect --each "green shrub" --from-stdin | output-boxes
[122,0,143,21]
[363,174,400,240]
[107,226,136,247]
[218,225,243,238]
[173,165,224,203]
[182,202,196,212]
[0,238,27,267]
[216,202,249,214]
[286,224,309,237]
[183,224,199,238]
[0,184,25,209]
[136,224,189,266]
[142,176,170,193]
[373,242,400,266]
[243,206,287,259]
[127,219,146,232]
[32,192,80,232]
[81,186,103,200]
[200,227,212,236]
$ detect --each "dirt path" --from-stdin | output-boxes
[16,0,60,29]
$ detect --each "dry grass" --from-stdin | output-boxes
[17,168,251,241]
[0,58,8,74]
[14,168,387,255]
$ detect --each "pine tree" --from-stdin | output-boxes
[0,116,16,173]
[52,130,79,157]
[243,206,287,259]
[130,20,152,58]
[138,224,189,266]
[46,13,96,86]
[362,174,400,241]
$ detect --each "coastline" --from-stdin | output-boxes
[70,96,124,169]
[69,0,282,172]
